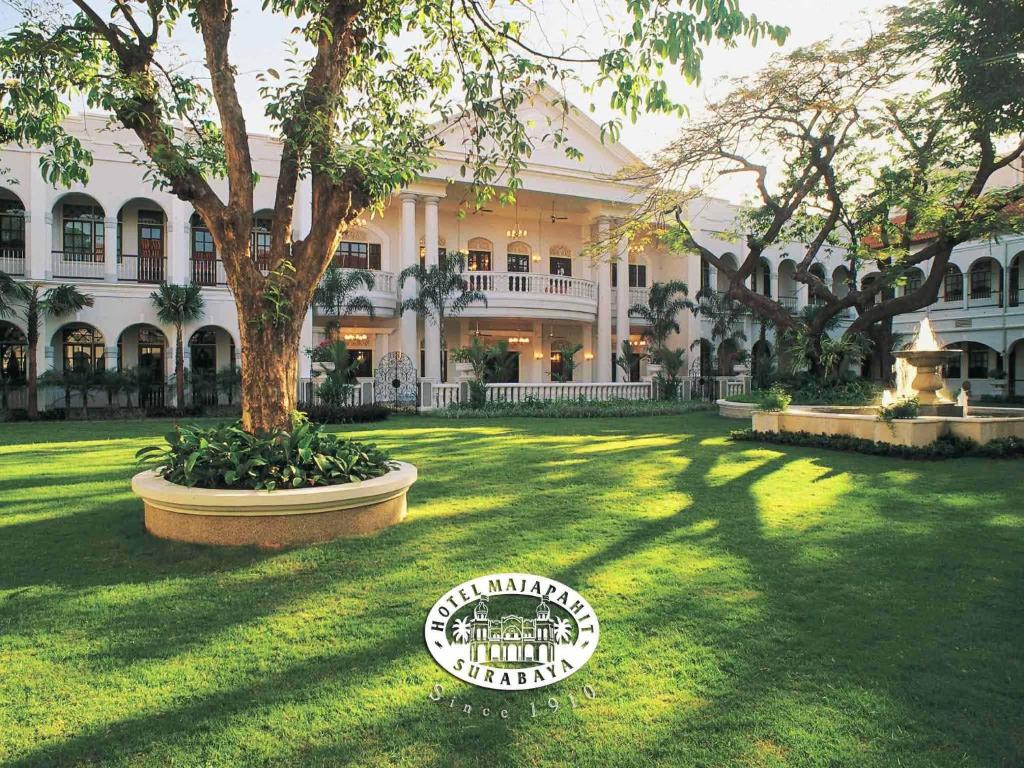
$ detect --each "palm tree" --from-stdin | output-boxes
[657,347,687,399]
[313,266,375,335]
[628,280,693,362]
[552,617,573,643]
[552,342,583,382]
[691,288,747,376]
[451,617,472,643]
[0,279,94,418]
[399,253,487,381]
[150,284,205,408]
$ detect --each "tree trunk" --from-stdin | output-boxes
[175,326,185,409]
[236,299,304,433]
[26,338,38,418]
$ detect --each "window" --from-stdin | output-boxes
[507,253,529,273]
[348,349,373,378]
[467,238,492,271]
[189,328,217,373]
[0,200,25,250]
[970,263,993,299]
[62,203,104,260]
[467,249,491,272]
[759,261,773,298]
[968,347,990,379]
[191,215,217,286]
[904,270,923,295]
[336,241,382,270]
[944,266,963,301]
[943,354,961,379]
[250,216,273,267]
[700,260,712,292]
[138,210,164,257]
[63,326,105,373]
[549,256,572,277]
[611,264,647,288]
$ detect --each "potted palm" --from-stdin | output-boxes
[629,280,693,379]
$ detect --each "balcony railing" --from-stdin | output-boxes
[191,258,228,287]
[465,272,597,299]
[778,294,799,312]
[117,254,166,284]
[0,247,25,276]
[51,250,105,280]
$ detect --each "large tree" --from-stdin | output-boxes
[643,0,1024,376]
[0,0,784,432]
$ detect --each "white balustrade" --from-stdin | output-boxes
[0,247,26,276]
[432,383,460,408]
[51,251,105,280]
[465,272,597,300]
[485,381,654,402]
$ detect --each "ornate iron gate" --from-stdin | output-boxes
[374,352,418,409]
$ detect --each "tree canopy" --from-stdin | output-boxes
[637,0,1023,374]
[0,0,785,429]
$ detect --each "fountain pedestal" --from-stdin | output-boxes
[892,349,961,406]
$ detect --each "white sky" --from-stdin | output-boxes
[5,0,902,201]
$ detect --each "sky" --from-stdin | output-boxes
[3,0,902,201]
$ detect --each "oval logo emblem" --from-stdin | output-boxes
[424,572,600,691]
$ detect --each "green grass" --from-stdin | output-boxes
[1,413,1022,767]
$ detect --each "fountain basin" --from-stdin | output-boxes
[752,406,1024,448]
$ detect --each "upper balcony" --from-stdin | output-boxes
[460,271,598,322]
[612,286,651,323]
[313,269,398,318]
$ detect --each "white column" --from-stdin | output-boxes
[27,154,48,279]
[615,233,630,380]
[596,216,612,382]
[168,199,191,285]
[423,195,441,381]
[104,217,118,281]
[399,192,419,367]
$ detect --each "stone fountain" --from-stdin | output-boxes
[749,316,1024,448]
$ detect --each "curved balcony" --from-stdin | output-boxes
[612,287,651,323]
[462,272,598,321]
[314,269,398,318]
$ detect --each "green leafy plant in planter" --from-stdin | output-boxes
[877,396,920,424]
[309,339,358,408]
[757,384,792,412]
[136,413,394,491]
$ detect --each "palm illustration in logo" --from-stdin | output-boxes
[452,617,472,643]
[552,617,573,643]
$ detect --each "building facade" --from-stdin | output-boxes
[0,100,1021,408]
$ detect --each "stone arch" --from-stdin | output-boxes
[51,193,107,279]
[831,265,852,299]
[0,187,26,275]
[116,197,168,283]
[51,323,106,373]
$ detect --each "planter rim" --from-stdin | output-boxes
[132,461,417,517]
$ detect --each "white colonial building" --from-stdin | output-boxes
[0,96,1021,409]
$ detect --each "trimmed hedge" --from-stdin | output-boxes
[730,428,1024,460]
[298,403,391,424]
[439,397,714,419]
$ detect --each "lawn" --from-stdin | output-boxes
[1,413,1021,767]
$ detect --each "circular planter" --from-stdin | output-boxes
[716,399,757,419]
[132,462,417,548]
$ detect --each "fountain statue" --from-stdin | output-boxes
[890,317,961,406]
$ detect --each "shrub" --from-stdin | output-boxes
[299,403,390,424]
[757,385,791,412]
[136,414,395,490]
[730,429,1024,460]
[439,396,713,419]
[772,375,881,406]
[877,397,920,423]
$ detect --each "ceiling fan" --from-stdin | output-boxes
[550,202,568,223]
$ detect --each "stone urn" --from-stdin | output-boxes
[454,361,474,382]
[892,348,961,405]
